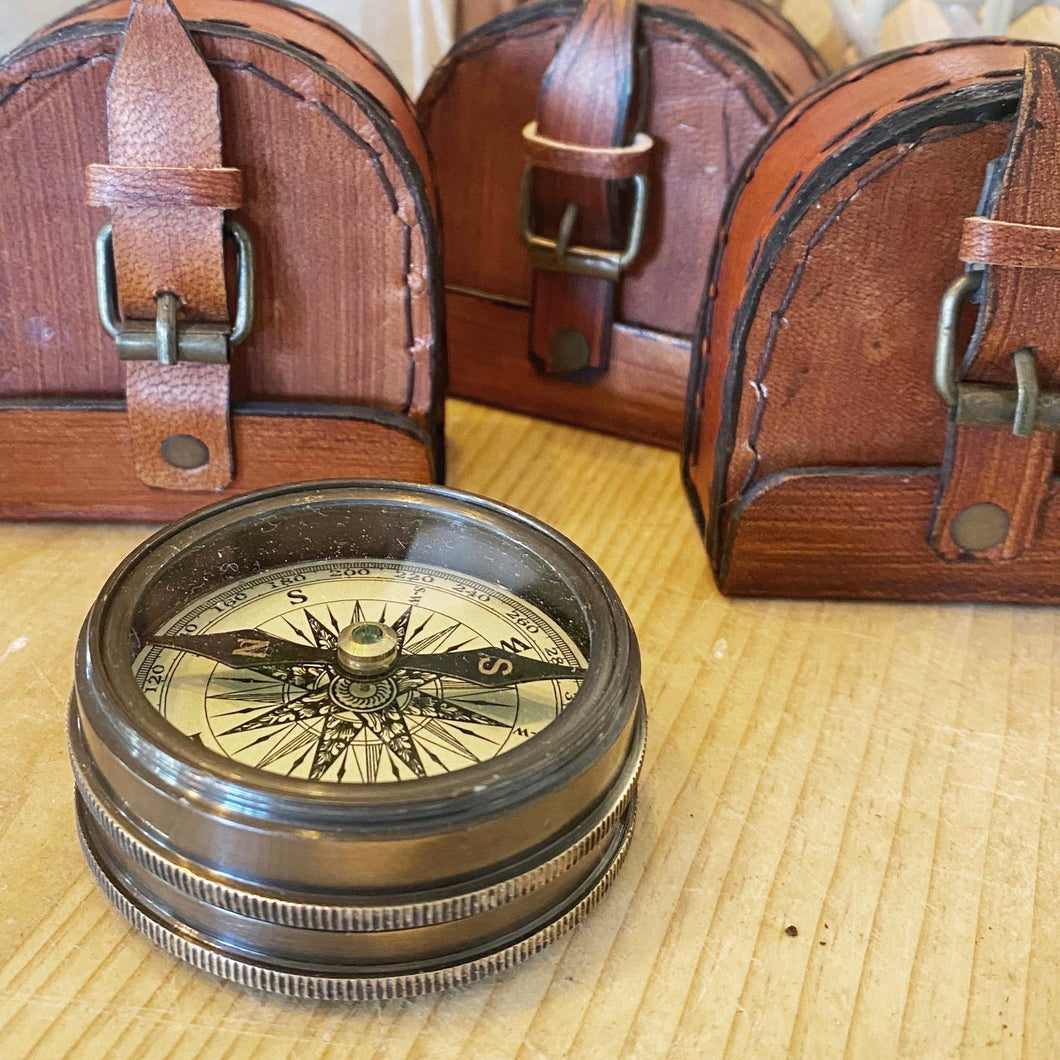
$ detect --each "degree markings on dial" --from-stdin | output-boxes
[138,560,582,670]
[136,560,585,784]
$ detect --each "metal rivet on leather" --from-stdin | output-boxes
[950,502,1011,551]
[160,434,210,470]
[548,329,591,373]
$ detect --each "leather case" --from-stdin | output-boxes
[685,40,1060,602]
[417,0,823,448]
[0,0,444,521]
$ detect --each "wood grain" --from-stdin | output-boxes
[1,400,1058,1057]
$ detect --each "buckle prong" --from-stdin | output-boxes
[155,291,179,367]
[555,202,579,261]
[934,271,1059,435]
[1011,348,1040,438]
[517,166,649,282]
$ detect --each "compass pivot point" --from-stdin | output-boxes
[336,621,400,677]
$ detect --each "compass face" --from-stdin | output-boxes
[134,560,586,784]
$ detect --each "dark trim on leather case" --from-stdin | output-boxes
[420,0,791,130]
[21,0,413,116]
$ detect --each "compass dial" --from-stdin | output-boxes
[135,560,586,784]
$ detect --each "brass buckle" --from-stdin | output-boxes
[94,219,255,365]
[934,271,1060,437]
[517,166,649,283]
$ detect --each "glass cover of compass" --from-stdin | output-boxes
[81,479,641,814]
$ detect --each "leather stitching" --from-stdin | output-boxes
[0,53,113,106]
[735,133,955,497]
[204,60,415,411]
[691,69,1023,503]
[684,43,1027,559]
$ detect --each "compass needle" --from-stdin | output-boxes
[397,649,586,688]
[148,629,331,670]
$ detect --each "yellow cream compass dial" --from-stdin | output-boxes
[135,560,586,783]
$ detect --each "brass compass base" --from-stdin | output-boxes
[76,794,636,1000]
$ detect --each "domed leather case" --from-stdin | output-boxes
[0,0,444,521]
[418,0,823,448]
[685,41,1060,602]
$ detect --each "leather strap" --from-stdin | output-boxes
[932,48,1060,559]
[526,0,641,381]
[98,0,235,491]
[522,122,652,180]
[87,164,243,209]
[960,216,1060,269]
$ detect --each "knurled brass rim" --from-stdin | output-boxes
[77,795,637,1001]
[69,705,646,932]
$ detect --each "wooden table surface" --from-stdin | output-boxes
[1,400,1058,1059]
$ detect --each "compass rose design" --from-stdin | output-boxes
[146,599,585,784]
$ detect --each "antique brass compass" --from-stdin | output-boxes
[70,482,645,998]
